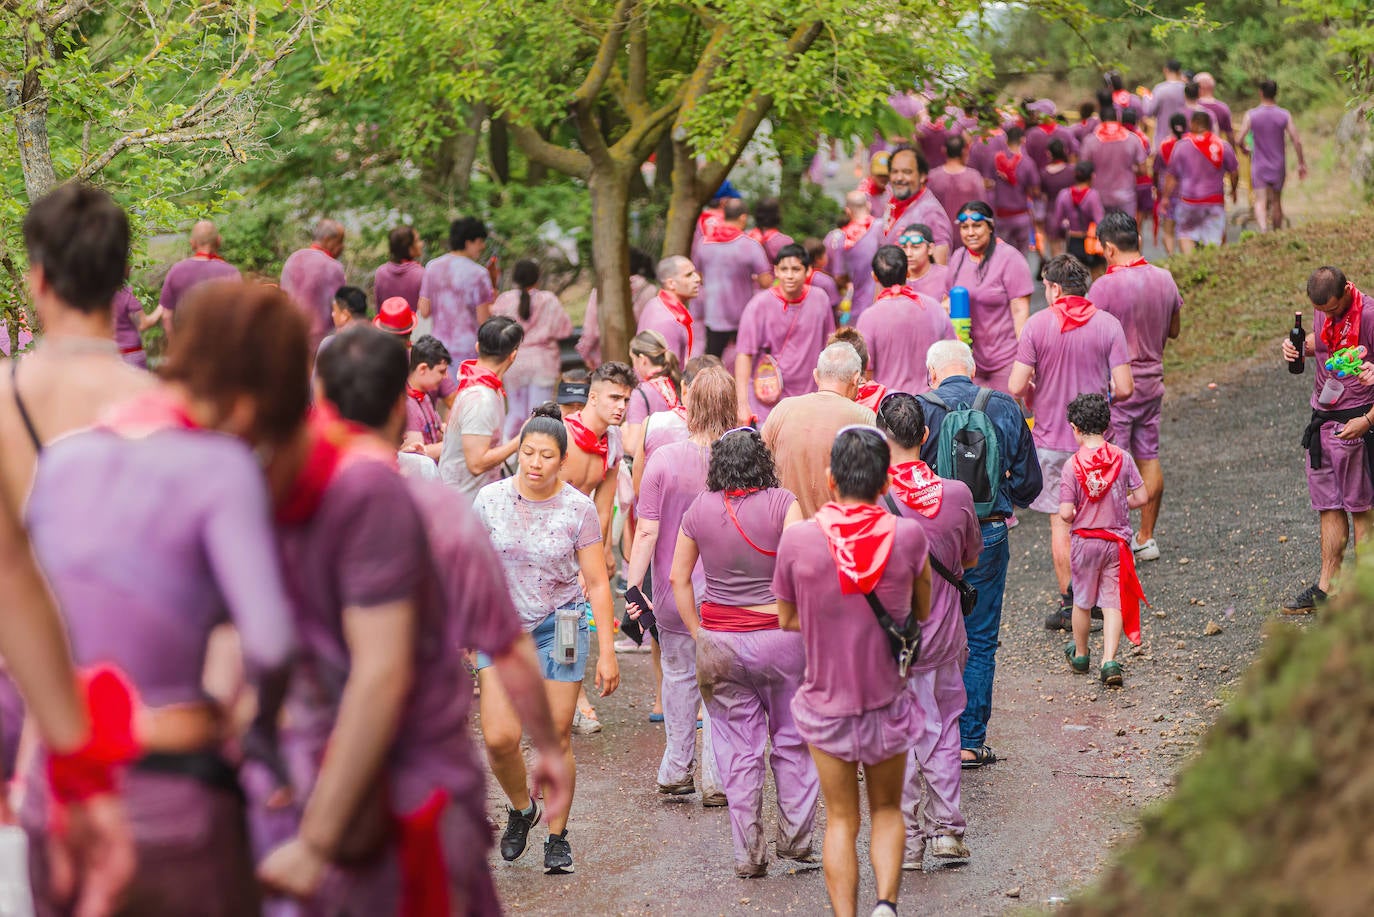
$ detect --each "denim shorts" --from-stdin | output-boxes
[475,602,590,683]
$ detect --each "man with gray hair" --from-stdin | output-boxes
[919,338,1041,768]
[281,218,347,350]
[761,342,874,517]
[637,255,701,366]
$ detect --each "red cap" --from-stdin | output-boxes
[373,296,416,336]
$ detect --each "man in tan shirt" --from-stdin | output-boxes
[762,342,875,517]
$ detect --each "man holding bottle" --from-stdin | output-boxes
[1282,266,1374,612]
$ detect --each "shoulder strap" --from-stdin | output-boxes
[637,386,652,415]
[926,552,961,588]
[10,359,41,453]
[919,390,948,411]
[882,493,901,516]
[972,387,993,412]
[722,493,777,557]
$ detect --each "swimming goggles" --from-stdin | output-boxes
[897,233,928,245]
[956,212,992,224]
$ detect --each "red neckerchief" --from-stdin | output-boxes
[1159,135,1180,165]
[1038,122,1058,135]
[1075,528,1147,645]
[1106,257,1149,275]
[1071,442,1124,501]
[1094,122,1130,143]
[858,176,885,199]
[191,252,226,262]
[1070,186,1091,207]
[455,359,505,398]
[657,290,694,356]
[1319,284,1364,355]
[275,411,354,525]
[1050,294,1097,332]
[842,215,874,249]
[885,189,923,229]
[747,227,779,246]
[889,461,944,518]
[701,221,744,244]
[771,284,811,310]
[308,243,337,259]
[1112,90,1132,110]
[565,411,609,474]
[876,285,924,306]
[697,207,723,239]
[100,389,200,437]
[929,117,947,131]
[814,502,898,595]
[994,150,1023,186]
[856,380,887,412]
[1187,131,1226,169]
[405,383,427,403]
[643,374,681,413]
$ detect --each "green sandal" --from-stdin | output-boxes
[1064,642,1090,674]
[1100,660,1124,686]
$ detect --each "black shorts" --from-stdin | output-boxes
[705,328,737,358]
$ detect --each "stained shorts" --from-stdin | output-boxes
[1070,535,1120,610]
[1111,393,1163,461]
[474,602,591,682]
[1175,202,1226,245]
[791,688,922,767]
[1031,447,1075,514]
[1307,423,1374,513]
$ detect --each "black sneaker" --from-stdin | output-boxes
[1283,583,1327,613]
[544,830,574,874]
[500,803,539,861]
[1044,607,1103,632]
[1090,606,1104,620]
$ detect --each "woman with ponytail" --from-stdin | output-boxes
[492,260,573,437]
[623,329,684,458]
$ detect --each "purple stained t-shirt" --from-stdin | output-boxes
[1079,129,1148,214]
[1014,308,1131,452]
[905,262,949,302]
[420,253,495,363]
[884,476,980,671]
[280,247,346,347]
[491,288,573,387]
[29,429,296,709]
[374,260,425,312]
[989,151,1040,216]
[638,293,694,368]
[473,479,602,629]
[945,241,1034,376]
[1088,261,1184,401]
[158,256,241,314]
[881,189,953,253]
[637,439,710,633]
[691,235,771,332]
[1146,81,1188,150]
[1247,105,1292,187]
[642,411,688,466]
[681,487,796,607]
[855,291,955,395]
[405,391,444,445]
[626,378,674,426]
[1201,99,1234,141]
[111,286,145,367]
[1040,163,1076,211]
[844,222,884,318]
[809,270,842,310]
[1052,188,1106,238]
[1060,449,1144,539]
[1167,137,1239,203]
[926,166,988,236]
[773,516,928,717]
[751,229,795,262]
[736,286,836,424]
[1023,123,1080,170]
[1311,289,1374,412]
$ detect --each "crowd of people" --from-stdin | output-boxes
[0,61,1328,917]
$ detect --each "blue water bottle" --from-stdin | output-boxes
[949,286,972,346]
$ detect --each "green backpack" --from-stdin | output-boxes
[919,388,1003,519]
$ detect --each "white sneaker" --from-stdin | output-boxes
[571,710,602,735]
[1132,536,1160,562]
[929,834,970,859]
[871,905,897,917]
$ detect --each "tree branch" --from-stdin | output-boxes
[570,0,637,109]
[46,0,91,28]
[105,1,217,91]
[508,121,591,179]
[627,11,647,111]
[74,126,237,180]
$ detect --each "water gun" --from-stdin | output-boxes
[949,286,972,346]
[1325,345,1368,378]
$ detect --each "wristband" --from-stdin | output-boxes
[47,666,141,806]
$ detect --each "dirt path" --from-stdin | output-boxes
[483,355,1318,914]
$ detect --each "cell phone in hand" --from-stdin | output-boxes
[624,586,656,629]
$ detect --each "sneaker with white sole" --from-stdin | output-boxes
[1132,536,1160,562]
[571,709,602,735]
[929,834,970,859]
[871,903,897,917]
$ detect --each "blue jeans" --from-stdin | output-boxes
[959,520,1010,751]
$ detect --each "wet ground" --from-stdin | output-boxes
[483,347,1319,914]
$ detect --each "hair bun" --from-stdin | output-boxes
[530,402,563,421]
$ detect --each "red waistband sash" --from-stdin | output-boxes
[47,666,142,809]
[700,602,780,633]
[1073,528,1147,646]
[396,788,452,917]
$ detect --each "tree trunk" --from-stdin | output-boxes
[448,102,486,198]
[662,139,701,258]
[489,117,511,185]
[589,165,634,362]
[12,34,58,201]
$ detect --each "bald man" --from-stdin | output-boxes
[1195,73,1235,147]
[281,219,347,350]
[157,220,241,337]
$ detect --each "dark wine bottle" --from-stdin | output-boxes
[1289,312,1306,375]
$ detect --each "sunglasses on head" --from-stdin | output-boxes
[956,212,992,224]
[898,234,928,246]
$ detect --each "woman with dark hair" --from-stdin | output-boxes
[492,260,573,437]
[774,426,932,917]
[373,225,425,313]
[945,201,1033,394]
[1155,112,1189,255]
[472,403,619,876]
[672,428,814,878]
[577,247,660,368]
[21,280,305,915]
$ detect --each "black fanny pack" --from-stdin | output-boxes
[133,751,243,801]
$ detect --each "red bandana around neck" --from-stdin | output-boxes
[1319,284,1364,356]
[877,285,924,306]
[275,411,353,525]
[855,380,887,412]
[191,252,226,262]
[1106,257,1149,275]
[771,284,811,310]
[643,374,681,413]
[1112,90,1132,109]
[1188,131,1226,169]
[885,189,922,230]
[1070,186,1092,207]
[657,290,694,356]
[701,220,744,244]
[100,389,201,438]
[405,383,428,403]
[889,461,944,518]
[842,215,874,249]
[1038,122,1059,135]
[994,150,1023,186]
[697,208,723,239]
[1050,294,1097,332]
[565,411,609,473]
[747,227,779,246]
[455,360,505,397]
[1094,122,1129,143]
[309,243,337,260]
[814,502,898,595]
[1071,442,1124,501]
[858,177,886,199]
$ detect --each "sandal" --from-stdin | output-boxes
[1064,642,1090,675]
[960,745,998,769]
[1100,660,1124,687]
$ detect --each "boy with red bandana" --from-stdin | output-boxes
[989,126,1041,254]
[402,334,451,461]
[1058,394,1148,686]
